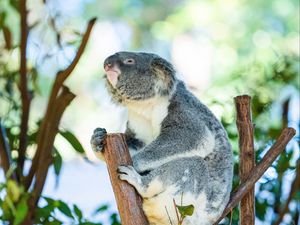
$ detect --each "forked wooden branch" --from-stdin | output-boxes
[213,127,295,224]
[20,18,96,224]
[31,87,75,205]
[20,88,75,225]
[235,95,255,225]
[103,134,149,225]
[24,18,97,190]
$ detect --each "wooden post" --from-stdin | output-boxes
[103,134,149,225]
[235,95,255,225]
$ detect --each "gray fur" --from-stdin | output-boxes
[91,52,233,225]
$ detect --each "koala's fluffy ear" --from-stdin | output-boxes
[151,57,176,95]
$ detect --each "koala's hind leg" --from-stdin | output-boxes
[118,157,208,199]
[119,158,210,225]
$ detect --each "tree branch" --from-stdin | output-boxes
[3,26,12,50]
[47,17,97,110]
[21,87,75,224]
[213,127,296,224]
[273,159,300,225]
[32,87,75,204]
[104,134,149,225]
[0,122,17,180]
[24,18,97,189]
[18,0,32,177]
[234,95,255,224]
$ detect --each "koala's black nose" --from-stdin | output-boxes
[103,54,118,69]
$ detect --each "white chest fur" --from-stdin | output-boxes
[125,97,170,144]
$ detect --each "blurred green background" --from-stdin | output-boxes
[0,0,299,224]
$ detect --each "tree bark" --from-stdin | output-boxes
[18,0,32,178]
[235,95,255,225]
[103,134,149,225]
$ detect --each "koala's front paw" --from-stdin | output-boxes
[91,128,107,153]
[118,165,142,187]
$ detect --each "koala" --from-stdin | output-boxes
[91,52,233,225]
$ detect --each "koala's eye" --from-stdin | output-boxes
[124,58,135,65]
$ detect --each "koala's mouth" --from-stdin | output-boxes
[104,66,121,87]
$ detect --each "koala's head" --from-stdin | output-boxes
[103,52,176,103]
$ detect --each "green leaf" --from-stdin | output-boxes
[59,130,85,154]
[28,129,38,146]
[176,204,194,218]
[0,12,7,27]
[110,213,121,225]
[53,147,62,187]
[2,197,14,220]
[13,197,28,225]
[43,197,55,206]
[57,200,73,219]
[7,180,22,202]
[73,204,83,221]
[9,0,19,11]
[93,204,109,215]
[30,68,40,94]
[35,205,54,220]
[53,149,63,178]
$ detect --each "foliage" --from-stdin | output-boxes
[0,0,119,224]
[0,0,299,225]
[213,54,300,225]
[0,180,115,225]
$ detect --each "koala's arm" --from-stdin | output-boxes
[131,127,206,172]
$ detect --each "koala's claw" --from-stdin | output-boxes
[118,165,135,174]
[94,128,107,134]
[91,128,107,152]
[118,165,142,186]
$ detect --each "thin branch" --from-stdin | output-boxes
[18,0,32,177]
[3,26,12,50]
[273,98,291,215]
[0,123,10,174]
[0,122,17,180]
[24,18,97,189]
[234,95,255,225]
[173,199,180,224]
[213,127,296,224]
[47,17,97,110]
[273,159,300,225]
[165,206,173,225]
